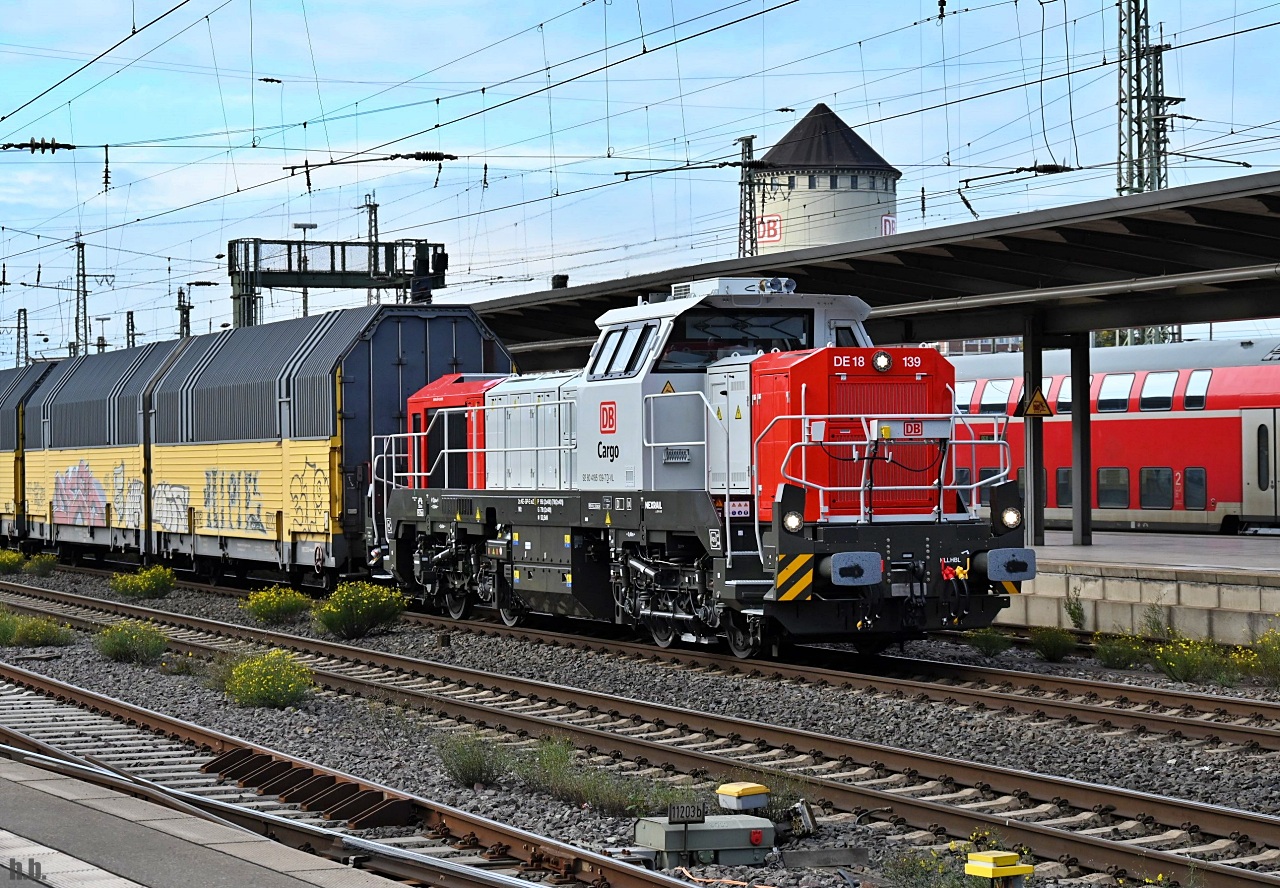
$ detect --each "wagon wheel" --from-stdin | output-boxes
[498,605,525,627]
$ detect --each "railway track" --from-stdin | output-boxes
[3,581,1280,886]
[404,613,1280,750]
[48,567,1280,750]
[0,662,688,888]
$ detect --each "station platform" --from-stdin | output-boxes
[0,760,389,888]
[1001,530,1280,644]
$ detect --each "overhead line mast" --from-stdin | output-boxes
[1116,0,1182,195]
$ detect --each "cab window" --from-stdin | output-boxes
[590,324,657,379]
[657,308,811,371]
[589,329,622,375]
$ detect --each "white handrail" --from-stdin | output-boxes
[750,411,1011,555]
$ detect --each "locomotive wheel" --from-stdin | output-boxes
[498,605,525,627]
[725,615,760,660]
[648,618,677,648]
[445,586,472,620]
[853,638,891,656]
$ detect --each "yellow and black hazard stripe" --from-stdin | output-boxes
[1001,581,1020,595]
[775,553,815,601]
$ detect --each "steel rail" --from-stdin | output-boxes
[0,661,689,888]
[3,586,1279,886]
[51,567,1280,740]
[0,738,537,888]
[9,582,1278,749]
[403,613,1280,743]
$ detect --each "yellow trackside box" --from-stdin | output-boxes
[965,850,1034,881]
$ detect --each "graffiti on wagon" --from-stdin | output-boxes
[203,468,266,534]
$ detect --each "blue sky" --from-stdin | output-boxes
[1,0,1278,355]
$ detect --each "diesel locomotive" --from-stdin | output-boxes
[371,278,1035,656]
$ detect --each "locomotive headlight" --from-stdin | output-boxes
[782,510,804,533]
[1000,506,1023,529]
[872,350,893,373]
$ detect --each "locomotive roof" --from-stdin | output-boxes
[950,336,1280,379]
[594,290,872,328]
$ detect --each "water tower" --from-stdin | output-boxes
[756,103,900,253]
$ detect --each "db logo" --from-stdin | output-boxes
[599,401,617,434]
[758,214,782,244]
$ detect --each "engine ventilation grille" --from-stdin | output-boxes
[671,283,691,299]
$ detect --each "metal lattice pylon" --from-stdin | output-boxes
[1117,0,1183,195]
[735,135,758,259]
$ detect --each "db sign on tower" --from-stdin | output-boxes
[599,401,617,434]
[758,214,783,244]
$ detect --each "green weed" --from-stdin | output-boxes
[20,554,56,578]
[95,620,167,664]
[1029,626,1077,662]
[223,649,312,708]
[312,581,406,639]
[243,585,312,624]
[109,566,176,599]
[1094,632,1148,669]
[964,627,1012,658]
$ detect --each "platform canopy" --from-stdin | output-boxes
[478,170,1280,369]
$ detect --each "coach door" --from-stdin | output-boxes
[1242,409,1280,521]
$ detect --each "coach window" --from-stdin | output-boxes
[1056,376,1071,414]
[1184,369,1211,410]
[1140,371,1178,411]
[954,380,975,414]
[978,467,1000,505]
[1098,373,1134,412]
[1056,468,1072,507]
[1016,467,1046,503]
[1185,467,1207,510]
[1097,467,1130,508]
[979,378,1013,414]
[1139,467,1174,509]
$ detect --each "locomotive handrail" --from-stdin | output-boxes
[376,398,578,491]
[640,390,738,563]
[750,411,1012,555]
[370,400,577,544]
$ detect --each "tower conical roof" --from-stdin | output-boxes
[760,103,899,176]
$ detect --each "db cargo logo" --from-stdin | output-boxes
[599,401,617,434]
